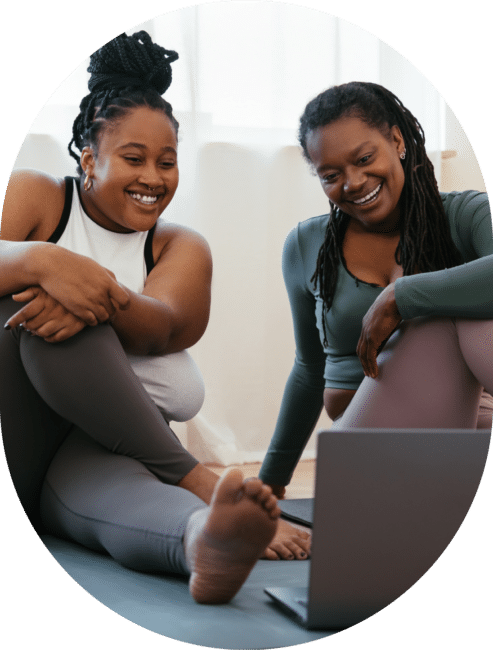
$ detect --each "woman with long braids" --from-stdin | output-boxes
[259,82,493,495]
[0,31,310,605]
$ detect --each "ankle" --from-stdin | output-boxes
[177,463,218,504]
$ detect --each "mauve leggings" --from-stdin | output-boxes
[0,295,205,575]
[332,316,493,431]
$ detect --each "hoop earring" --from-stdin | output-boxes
[400,149,406,160]
[84,174,93,191]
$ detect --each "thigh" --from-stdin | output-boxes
[19,321,199,485]
[332,317,483,430]
[41,427,206,575]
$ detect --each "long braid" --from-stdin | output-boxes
[68,31,179,172]
[299,82,463,347]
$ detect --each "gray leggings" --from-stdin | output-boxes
[0,295,205,575]
[332,316,493,431]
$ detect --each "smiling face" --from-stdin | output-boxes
[80,106,179,233]
[306,115,406,233]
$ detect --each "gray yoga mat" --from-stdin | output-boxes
[280,498,314,527]
[41,534,331,648]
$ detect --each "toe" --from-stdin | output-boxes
[262,546,281,560]
[284,540,309,560]
[267,540,296,560]
[242,477,264,499]
[257,485,274,505]
[264,494,278,511]
[214,469,245,505]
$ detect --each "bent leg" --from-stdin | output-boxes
[332,317,485,430]
[0,296,72,529]
[19,321,198,484]
[41,428,281,600]
[41,427,205,574]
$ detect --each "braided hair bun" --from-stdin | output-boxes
[88,31,178,97]
[69,31,179,170]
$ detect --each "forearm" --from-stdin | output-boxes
[259,362,325,486]
[0,240,53,297]
[110,290,206,356]
[395,255,493,320]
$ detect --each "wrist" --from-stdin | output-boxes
[386,283,401,318]
[26,242,59,286]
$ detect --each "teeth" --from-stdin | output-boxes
[129,193,158,205]
[353,184,382,205]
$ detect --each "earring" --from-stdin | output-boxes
[400,149,406,160]
[84,174,93,191]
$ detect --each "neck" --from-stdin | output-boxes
[347,217,401,237]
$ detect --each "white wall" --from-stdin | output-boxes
[440,105,486,193]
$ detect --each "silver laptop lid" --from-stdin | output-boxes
[307,428,490,629]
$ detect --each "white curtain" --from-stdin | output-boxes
[14,1,445,464]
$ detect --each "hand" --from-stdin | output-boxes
[6,287,87,343]
[37,246,130,326]
[262,519,311,560]
[357,283,402,379]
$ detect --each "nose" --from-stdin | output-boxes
[138,163,164,189]
[343,167,365,194]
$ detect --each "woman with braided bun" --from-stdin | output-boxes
[259,82,493,495]
[0,31,309,606]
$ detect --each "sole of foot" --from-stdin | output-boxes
[185,469,281,604]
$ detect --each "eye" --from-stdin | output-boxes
[359,154,372,164]
[322,172,338,184]
[123,156,142,164]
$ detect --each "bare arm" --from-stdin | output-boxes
[1,170,129,325]
[2,171,211,353]
[110,223,213,355]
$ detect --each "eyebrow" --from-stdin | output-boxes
[118,143,177,155]
[316,140,374,173]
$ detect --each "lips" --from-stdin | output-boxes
[351,183,382,206]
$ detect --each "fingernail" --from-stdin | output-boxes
[3,323,11,330]
[300,552,306,558]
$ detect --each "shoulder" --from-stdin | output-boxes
[151,218,212,268]
[284,213,329,251]
[284,213,330,261]
[1,170,67,241]
[282,213,330,286]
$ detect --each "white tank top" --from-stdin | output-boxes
[55,178,149,293]
[49,177,204,418]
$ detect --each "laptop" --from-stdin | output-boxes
[265,428,490,630]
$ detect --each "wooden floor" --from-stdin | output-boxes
[206,459,316,499]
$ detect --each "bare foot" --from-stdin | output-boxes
[263,518,311,560]
[184,469,281,604]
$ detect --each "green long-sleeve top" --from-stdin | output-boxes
[259,190,493,486]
